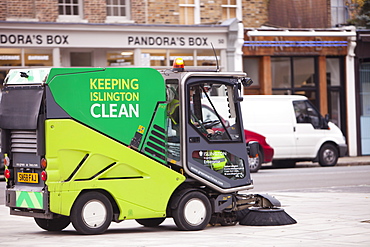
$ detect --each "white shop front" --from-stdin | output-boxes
[0,19,244,83]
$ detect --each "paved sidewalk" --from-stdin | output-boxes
[0,192,369,246]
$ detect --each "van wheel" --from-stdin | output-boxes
[172,191,212,231]
[34,216,70,231]
[248,149,263,173]
[71,192,113,235]
[318,143,338,167]
[136,217,166,227]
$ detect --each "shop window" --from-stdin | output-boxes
[271,57,318,106]
[57,0,84,22]
[359,62,370,154]
[141,49,167,67]
[0,48,53,67]
[0,48,21,67]
[243,57,259,86]
[271,57,291,89]
[327,58,341,86]
[107,50,134,66]
[221,0,238,20]
[25,49,53,67]
[327,57,345,130]
[179,0,199,24]
[197,49,220,67]
[106,0,131,22]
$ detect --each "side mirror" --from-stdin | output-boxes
[324,114,330,122]
[241,77,253,87]
[247,141,259,158]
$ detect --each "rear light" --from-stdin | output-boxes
[41,158,47,169]
[4,169,11,179]
[41,171,47,181]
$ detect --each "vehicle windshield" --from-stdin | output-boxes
[189,83,242,142]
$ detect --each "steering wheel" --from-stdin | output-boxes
[202,120,221,129]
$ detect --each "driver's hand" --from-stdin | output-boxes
[206,129,215,134]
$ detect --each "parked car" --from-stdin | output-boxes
[202,105,274,172]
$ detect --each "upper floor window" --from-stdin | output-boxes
[331,0,349,26]
[221,0,240,20]
[179,0,200,24]
[106,0,131,22]
[57,0,84,22]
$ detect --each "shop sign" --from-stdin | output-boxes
[127,36,212,47]
[0,34,69,45]
[243,36,348,56]
[0,29,228,49]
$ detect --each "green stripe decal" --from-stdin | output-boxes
[16,191,43,209]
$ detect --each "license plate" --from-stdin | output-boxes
[18,172,38,183]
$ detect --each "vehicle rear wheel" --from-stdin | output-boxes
[34,216,70,231]
[248,149,263,173]
[71,192,113,235]
[172,191,211,231]
[136,217,166,227]
[318,143,338,167]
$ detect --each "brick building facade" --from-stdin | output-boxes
[0,0,269,27]
[0,0,366,156]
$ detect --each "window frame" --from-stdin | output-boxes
[57,0,85,23]
[105,0,132,23]
[179,0,200,25]
[221,0,242,21]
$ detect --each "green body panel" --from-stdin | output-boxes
[46,67,166,146]
[46,119,185,219]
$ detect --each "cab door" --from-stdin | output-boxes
[182,77,252,192]
[293,100,329,157]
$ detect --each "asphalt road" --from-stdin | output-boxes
[1,165,370,205]
[251,165,370,193]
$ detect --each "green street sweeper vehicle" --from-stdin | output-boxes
[1,58,295,235]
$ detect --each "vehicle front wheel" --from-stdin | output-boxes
[248,149,263,173]
[172,191,212,231]
[318,143,338,167]
[136,217,166,227]
[34,216,70,231]
[70,192,113,235]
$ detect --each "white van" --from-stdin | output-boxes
[240,95,347,167]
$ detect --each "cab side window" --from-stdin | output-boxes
[293,100,321,129]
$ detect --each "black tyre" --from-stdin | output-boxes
[70,192,113,235]
[136,217,166,227]
[172,191,212,231]
[272,159,296,168]
[248,149,263,173]
[318,143,338,167]
[34,216,70,231]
